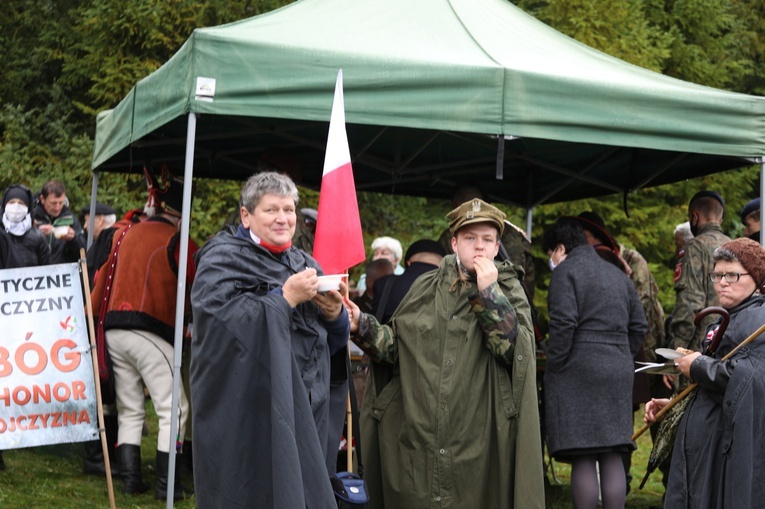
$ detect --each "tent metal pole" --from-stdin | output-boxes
[166,111,197,508]
[761,158,764,247]
[526,208,533,241]
[87,172,99,249]
[526,174,533,240]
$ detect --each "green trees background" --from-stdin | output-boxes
[0,0,761,319]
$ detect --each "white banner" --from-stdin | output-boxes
[0,263,98,449]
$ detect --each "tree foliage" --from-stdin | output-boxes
[0,0,762,315]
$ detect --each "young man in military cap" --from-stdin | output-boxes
[345,198,544,509]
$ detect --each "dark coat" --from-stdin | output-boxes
[665,295,765,509]
[32,202,86,264]
[0,229,19,269]
[190,228,348,509]
[371,261,439,323]
[544,245,647,458]
[7,228,50,267]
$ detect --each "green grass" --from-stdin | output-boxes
[0,403,195,509]
[546,410,666,509]
[0,405,665,508]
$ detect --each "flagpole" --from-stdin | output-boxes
[312,69,367,475]
[346,382,353,472]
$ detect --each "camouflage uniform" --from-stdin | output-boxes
[357,269,521,363]
[438,219,535,300]
[351,255,544,509]
[667,223,730,352]
[621,244,667,484]
[620,245,665,362]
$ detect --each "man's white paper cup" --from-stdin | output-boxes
[53,226,69,238]
[317,274,348,292]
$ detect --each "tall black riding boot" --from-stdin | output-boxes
[181,441,194,475]
[155,450,192,501]
[118,444,149,494]
[83,440,106,475]
[84,438,122,477]
[104,415,121,477]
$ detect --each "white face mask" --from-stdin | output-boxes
[5,202,28,223]
[548,245,565,271]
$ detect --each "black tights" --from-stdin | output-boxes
[571,452,626,509]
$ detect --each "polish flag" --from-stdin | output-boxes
[312,70,366,276]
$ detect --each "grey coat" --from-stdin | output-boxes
[544,245,647,458]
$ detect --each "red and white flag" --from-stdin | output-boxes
[312,70,366,275]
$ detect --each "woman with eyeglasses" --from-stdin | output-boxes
[644,237,765,508]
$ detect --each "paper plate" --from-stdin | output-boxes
[637,365,678,375]
[655,348,684,360]
[635,361,677,374]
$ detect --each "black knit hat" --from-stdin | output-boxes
[2,185,33,209]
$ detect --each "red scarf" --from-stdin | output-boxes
[259,239,292,254]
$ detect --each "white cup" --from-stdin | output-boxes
[317,274,348,292]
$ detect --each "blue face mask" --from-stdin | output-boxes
[548,257,557,271]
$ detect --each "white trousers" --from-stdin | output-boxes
[106,329,189,453]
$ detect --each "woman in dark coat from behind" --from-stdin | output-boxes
[543,217,647,509]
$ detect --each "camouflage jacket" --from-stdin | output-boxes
[668,223,730,351]
[355,264,522,365]
[621,245,666,362]
[291,209,314,255]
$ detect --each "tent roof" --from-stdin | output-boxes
[92,0,765,208]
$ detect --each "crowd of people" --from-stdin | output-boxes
[0,171,763,509]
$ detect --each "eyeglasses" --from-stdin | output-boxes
[709,272,750,283]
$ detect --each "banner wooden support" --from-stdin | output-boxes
[80,249,117,509]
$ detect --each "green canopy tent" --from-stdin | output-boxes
[89,0,765,503]
[92,0,765,210]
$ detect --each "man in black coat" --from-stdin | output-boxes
[32,180,86,264]
[372,239,446,324]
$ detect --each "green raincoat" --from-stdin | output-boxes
[353,255,545,508]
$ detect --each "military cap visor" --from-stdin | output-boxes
[447,198,506,235]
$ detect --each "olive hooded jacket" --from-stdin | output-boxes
[353,254,545,509]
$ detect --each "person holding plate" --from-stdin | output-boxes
[644,238,765,508]
[190,170,349,509]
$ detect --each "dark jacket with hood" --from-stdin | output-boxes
[190,226,349,509]
[0,229,19,269]
[32,201,86,264]
[6,227,51,267]
[666,294,765,509]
